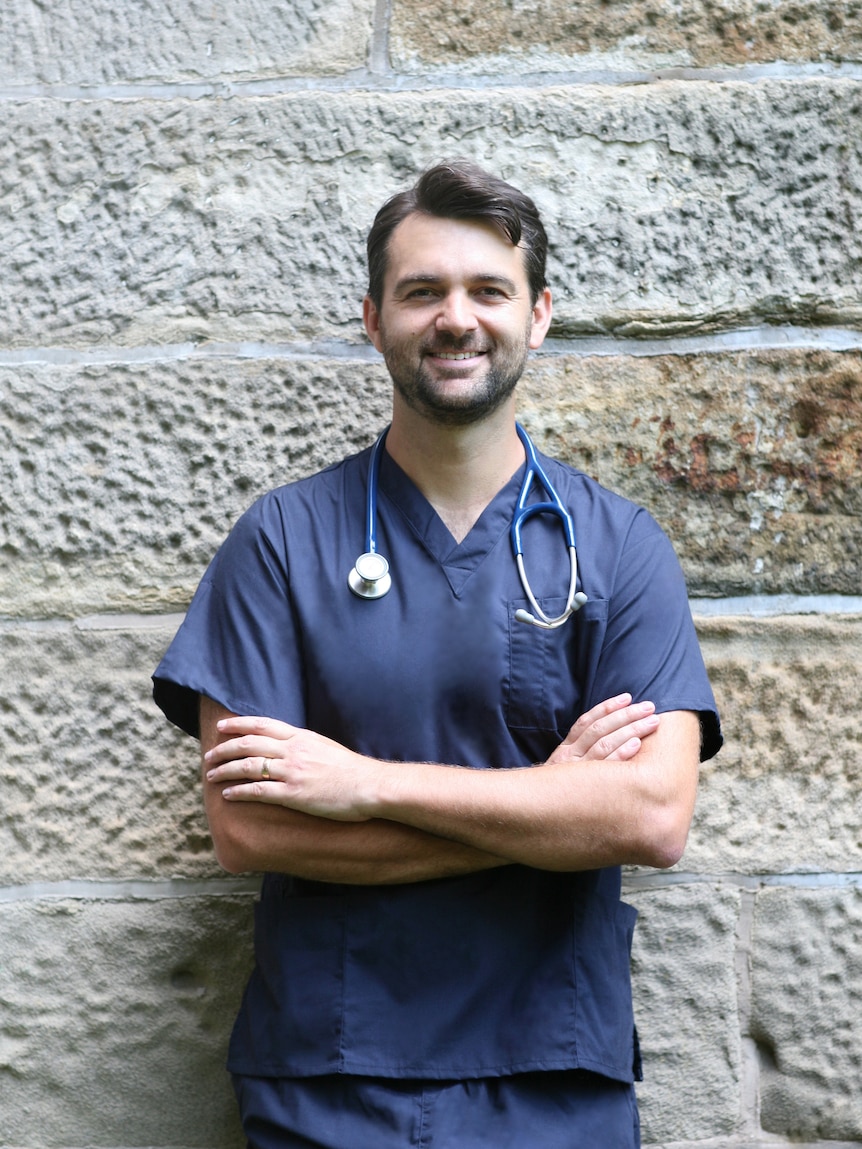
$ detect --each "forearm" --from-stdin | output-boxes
[200,697,508,883]
[205,791,509,882]
[368,711,701,870]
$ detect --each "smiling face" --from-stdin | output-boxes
[363,213,552,427]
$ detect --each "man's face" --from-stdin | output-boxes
[363,213,552,426]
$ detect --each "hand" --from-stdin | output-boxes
[546,694,660,766]
[203,715,378,821]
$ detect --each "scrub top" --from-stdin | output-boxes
[154,440,722,1084]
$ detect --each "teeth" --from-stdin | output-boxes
[436,351,481,360]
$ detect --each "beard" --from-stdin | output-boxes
[379,325,532,428]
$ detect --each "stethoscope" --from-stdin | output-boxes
[348,423,588,629]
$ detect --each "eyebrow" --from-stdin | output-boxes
[392,273,520,295]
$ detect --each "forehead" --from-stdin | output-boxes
[383,212,529,291]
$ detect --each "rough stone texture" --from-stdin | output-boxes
[391,0,862,72]
[0,0,373,85]
[2,81,861,350]
[0,621,218,883]
[3,346,861,618]
[628,883,742,1142]
[0,357,391,617]
[0,895,250,1147]
[520,348,862,597]
[683,616,862,875]
[751,886,862,1141]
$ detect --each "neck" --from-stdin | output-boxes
[385,400,525,543]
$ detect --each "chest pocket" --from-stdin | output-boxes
[505,597,609,736]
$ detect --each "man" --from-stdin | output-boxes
[154,161,721,1148]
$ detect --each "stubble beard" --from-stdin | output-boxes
[381,326,533,428]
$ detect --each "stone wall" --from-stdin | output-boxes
[1,2,860,1145]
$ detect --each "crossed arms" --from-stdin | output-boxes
[199,693,701,884]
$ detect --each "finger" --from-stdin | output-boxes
[204,734,287,768]
[608,737,643,762]
[206,753,281,784]
[560,694,633,745]
[576,713,660,760]
[215,715,299,739]
[564,699,655,752]
[221,779,285,802]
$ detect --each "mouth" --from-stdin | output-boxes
[426,349,487,362]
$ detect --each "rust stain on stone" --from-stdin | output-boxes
[650,362,862,506]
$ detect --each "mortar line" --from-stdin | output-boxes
[0,61,860,101]
[622,871,862,891]
[735,887,761,1137]
[0,877,260,903]
[2,872,858,903]
[3,595,862,633]
[368,0,393,76]
[1,325,861,370]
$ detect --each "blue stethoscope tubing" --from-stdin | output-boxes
[347,423,587,629]
[512,422,588,629]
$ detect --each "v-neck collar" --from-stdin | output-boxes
[377,448,525,596]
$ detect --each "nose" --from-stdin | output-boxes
[435,290,478,338]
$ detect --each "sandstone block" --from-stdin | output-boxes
[0,357,391,617]
[4,345,861,619]
[520,348,862,597]
[750,886,862,1140]
[0,895,251,1146]
[0,621,219,883]
[628,883,742,1142]
[0,0,373,85]
[683,617,862,875]
[1,82,860,349]
[391,0,862,72]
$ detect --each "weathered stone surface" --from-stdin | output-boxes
[391,0,862,72]
[0,357,391,617]
[3,346,861,617]
[683,616,862,875]
[628,883,742,1142]
[750,886,862,1140]
[520,348,862,597]
[0,621,219,883]
[0,0,373,85]
[1,82,860,349]
[0,895,250,1146]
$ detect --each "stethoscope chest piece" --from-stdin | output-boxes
[348,550,391,599]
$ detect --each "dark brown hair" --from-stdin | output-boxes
[366,160,548,307]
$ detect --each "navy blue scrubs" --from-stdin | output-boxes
[154,441,721,1140]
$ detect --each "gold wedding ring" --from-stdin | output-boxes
[261,758,271,781]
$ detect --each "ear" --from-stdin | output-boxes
[528,287,553,350]
[363,294,384,353]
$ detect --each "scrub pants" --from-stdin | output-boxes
[233,1071,641,1149]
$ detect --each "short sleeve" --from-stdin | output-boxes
[152,496,306,739]
[589,511,722,761]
